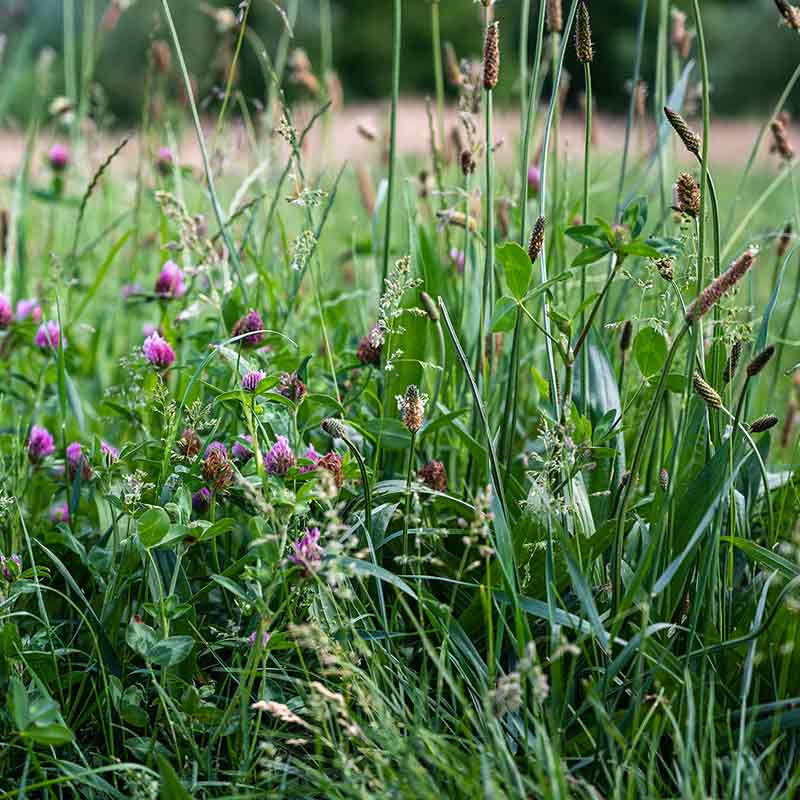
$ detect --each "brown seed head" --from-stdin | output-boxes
[202,448,234,491]
[620,321,633,353]
[398,385,427,434]
[460,149,476,176]
[420,291,440,322]
[664,107,702,157]
[317,451,343,488]
[693,372,722,409]
[673,172,701,218]
[178,427,201,459]
[418,460,448,493]
[575,2,593,63]
[723,340,743,384]
[685,247,758,321]
[321,418,346,439]
[747,345,775,377]
[528,216,545,264]
[655,258,674,282]
[770,117,795,161]
[749,414,779,433]
[775,0,800,31]
[483,22,500,90]
[547,0,563,33]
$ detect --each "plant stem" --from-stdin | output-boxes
[431,0,446,157]
[580,61,593,413]
[381,0,402,287]
[402,432,417,558]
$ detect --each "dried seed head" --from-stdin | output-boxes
[770,116,795,161]
[749,414,779,433]
[436,209,478,233]
[775,0,800,31]
[420,291,440,322]
[483,22,500,90]
[620,321,633,353]
[178,427,201,458]
[723,340,743,384]
[693,372,722,409]
[664,107,702,157]
[778,222,793,259]
[460,149,477,176]
[659,468,669,491]
[747,345,775,377]
[655,258,674,282]
[397,385,428,434]
[672,172,701,218]
[321,418,346,439]
[547,0,563,33]
[575,2,593,63]
[685,247,758,321]
[528,216,545,264]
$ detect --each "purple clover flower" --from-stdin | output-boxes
[155,147,174,176]
[204,441,227,459]
[121,283,144,300]
[289,527,324,575]
[299,444,320,473]
[35,321,63,351]
[449,248,466,275]
[192,487,212,514]
[66,441,92,481]
[16,298,42,323]
[232,436,253,464]
[49,502,70,524]
[28,425,55,464]
[154,260,187,299]
[528,164,541,193]
[101,441,119,464]
[264,435,295,476]
[143,332,175,369]
[231,309,265,347]
[0,294,11,329]
[49,143,70,172]
[0,553,22,581]
[247,629,271,648]
[242,369,266,392]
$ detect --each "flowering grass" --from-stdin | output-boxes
[1,1,800,797]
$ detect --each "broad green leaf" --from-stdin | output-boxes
[148,635,194,667]
[496,241,532,300]
[138,507,171,549]
[572,245,611,268]
[633,326,668,378]
[491,295,518,333]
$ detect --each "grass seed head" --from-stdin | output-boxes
[664,107,702,157]
[693,372,722,408]
[547,0,563,33]
[749,414,779,433]
[575,2,593,63]
[672,172,701,218]
[723,340,743,384]
[528,216,545,264]
[747,345,775,377]
[483,22,500,90]
[620,321,633,353]
[685,247,758,321]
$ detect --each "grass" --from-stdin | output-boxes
[1,1,800,797]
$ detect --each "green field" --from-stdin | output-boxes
[2,1,800,797]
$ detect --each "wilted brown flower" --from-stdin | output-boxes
[278,372,307,403]
[418,460,448,493]
[317,451,343,488]
[178,428,201,459]
[357,325,383,366]
[203,446,234,491]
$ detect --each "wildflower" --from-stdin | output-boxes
[528,216,545,264]
[747,345,775,377]
[192,486,212,514]
[692,372,722,409]
[49,143,70,172]
[15,298,42,322]
[278,372,307,403]
[155,146,174,176]
[101,441,119,464]
[0,553,22,582]
[449,248,466,274]
[483,22,500,91]
[142,332,176,368]
[575,1,593,63]
[49,503,70,524]
[202,443,234,490]
[664,107,702,157]
[265,435,295,476]
[289,527,324,575]
[0,294,11,328]
[28,425,55,464]
[418,460,448,492]
[178,427,201,458]
[154,260,186,299]
[672,172,701,217]
[357,325,383,366]
[750,414,779,433]
[299,444,320,473]
[35,320,63,351]
[685,247,758,321]
[247,629,271,648]
[231,309,265,347]
[527,164,541,194]
[317,451,343,488]
[232,436,253,464]
[66,441,92,481]
[242,369,266,392]
[397,385,428,434]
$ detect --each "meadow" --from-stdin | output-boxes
[2,0,800,797]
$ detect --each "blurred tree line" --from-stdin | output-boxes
[0,0,798,125]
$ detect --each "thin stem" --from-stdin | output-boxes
[431,0,446,156]
[402,432,417,558]
[580,62,593,412]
